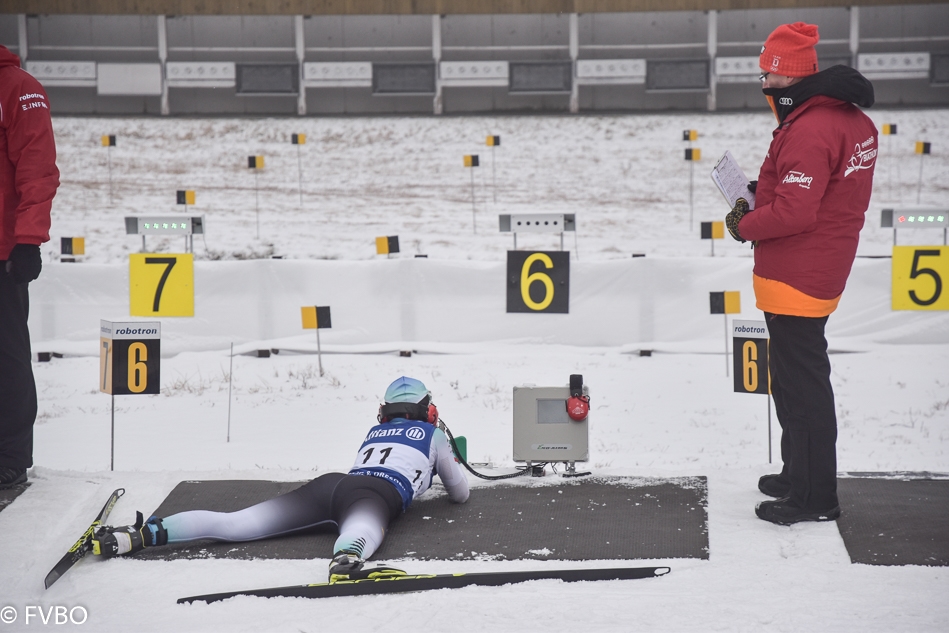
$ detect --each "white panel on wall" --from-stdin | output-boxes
[97,63,163,96]
[714,56,760,84]
[858,53,930,80]
[303,62,372,87]
[575,59,646,85]
[439,61,509,87]
[166,62,236,88]
[25,61,96,87]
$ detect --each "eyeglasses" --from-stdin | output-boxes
[758,72,770,82]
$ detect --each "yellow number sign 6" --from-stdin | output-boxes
[520,253,555,311]
[742,340,758,392]
[128,342,148,393]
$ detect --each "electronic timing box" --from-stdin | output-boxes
[512,384,589,465]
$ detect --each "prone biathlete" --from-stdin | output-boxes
[91,376,469,581]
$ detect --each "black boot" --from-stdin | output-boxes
[755,497,841,526]
[0,466,27,490]
[758,473,791,498]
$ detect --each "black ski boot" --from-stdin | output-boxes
[92,512,167,558]
[328,550,406,583]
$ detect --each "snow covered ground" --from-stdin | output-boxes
[1,109,948,632]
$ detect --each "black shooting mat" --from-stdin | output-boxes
[0,481,30,514]
[135,476,708,562]
[836,475,949,566]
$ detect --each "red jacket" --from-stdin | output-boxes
[738,79,877,307]
[0,45,59,260]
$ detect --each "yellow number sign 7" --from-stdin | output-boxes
[130,253,194,317]
[892,246,949,311]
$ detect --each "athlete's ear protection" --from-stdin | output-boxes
[377,400,439,425]
[566,374,590,421]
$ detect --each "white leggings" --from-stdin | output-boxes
[156,473,400,560]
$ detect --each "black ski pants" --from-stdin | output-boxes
[0,269,36,470]
[766,312,839,511]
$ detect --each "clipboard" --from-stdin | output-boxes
[711,151,756,210]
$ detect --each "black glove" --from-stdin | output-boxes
[725,198,750,243]
[5,244,42,284]
[747,180,758,194]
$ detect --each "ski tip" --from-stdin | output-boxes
[655,566,672,577]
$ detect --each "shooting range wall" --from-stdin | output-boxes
[1,3,946,115]
[27,257,949,356]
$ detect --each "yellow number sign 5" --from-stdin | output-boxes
[520,253,555,311]
[892,246,949,311]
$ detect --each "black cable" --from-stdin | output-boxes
[439,419,543,481]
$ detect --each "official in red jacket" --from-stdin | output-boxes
[724,23,877,525]
[0,45,60,489]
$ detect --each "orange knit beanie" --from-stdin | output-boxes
[759,22,820,78]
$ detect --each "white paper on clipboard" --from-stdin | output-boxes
[711,151,756,210]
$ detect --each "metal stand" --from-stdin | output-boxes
[917,153,924,204]
[110,394,115,471]
[511,232,565,252]
[491,144,497,203]
[255,169,261,239]
[316,328,324,377]
[296,143,304,207]
[723,315,730,377]
[887,134,893,200]
[562,461,592,478]
[470,168,477,233]
[227,343,234,442]
[106,144,114,206]
[689,160,695,231]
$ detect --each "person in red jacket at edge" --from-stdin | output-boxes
[0,45,60,489]
[725,23,877,525]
